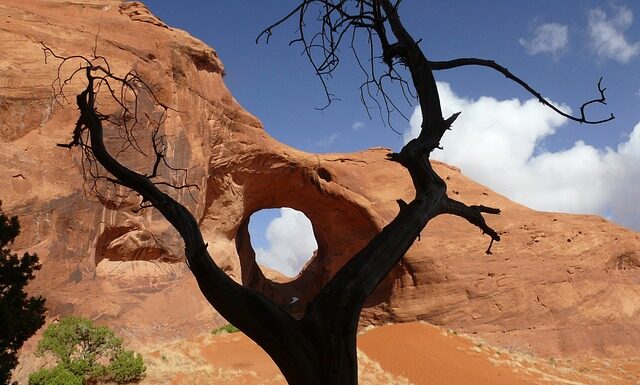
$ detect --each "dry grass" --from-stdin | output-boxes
[139,333,413,385]
[357,350,414,385]
[451,330,640,385]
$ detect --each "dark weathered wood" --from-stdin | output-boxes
[74,71,325,385]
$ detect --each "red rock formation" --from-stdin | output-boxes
[1,0,638,358]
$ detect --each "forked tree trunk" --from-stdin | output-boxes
[65,0,617,383]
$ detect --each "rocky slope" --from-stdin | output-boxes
[1,0,639,358]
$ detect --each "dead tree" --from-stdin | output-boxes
[48,1,612,384]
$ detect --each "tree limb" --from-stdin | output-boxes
[47,46,327,384]
[442,198,501,254]
[429,58,614,124]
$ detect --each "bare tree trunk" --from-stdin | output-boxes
[49,0,612,383]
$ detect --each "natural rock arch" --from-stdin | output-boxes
[208,159,394,312]
[245,207,318,282]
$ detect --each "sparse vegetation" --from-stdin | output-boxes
[28,367,82,385]
[211,324,240,335]
[29,316,145,385]
[108,350,146,384]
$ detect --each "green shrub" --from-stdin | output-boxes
[37,316,121,367]
[1,202,46,385]
[30,317,145,385]
[28,367,83,385]
[211,324,239,335]
[108,350,145,384]
[65,358,104,380]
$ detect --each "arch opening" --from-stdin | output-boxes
[248,207,318,280]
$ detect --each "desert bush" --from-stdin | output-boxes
[28,367,82,385]
[108,350,145,384]
[30,317,145,384]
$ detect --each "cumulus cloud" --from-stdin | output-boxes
[607,126,640,229]
[519,23,569,56]
[588,6,640,63]
[404,82,640,230]
[254,208,318,277]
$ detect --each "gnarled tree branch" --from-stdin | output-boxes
[50,51,326,385]
[429,58,614,124]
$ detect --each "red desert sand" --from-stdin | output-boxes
[136,322,640,385]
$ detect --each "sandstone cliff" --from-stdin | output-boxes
[1,0,638,358]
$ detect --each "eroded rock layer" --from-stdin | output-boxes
[1,0,638,357]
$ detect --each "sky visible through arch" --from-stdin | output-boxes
[146,1,640,275]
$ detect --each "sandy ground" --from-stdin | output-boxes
[358,322,538,385]
[358,322,640,385]
[133,322,640,385]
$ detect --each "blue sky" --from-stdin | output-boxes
[145,1,640,275]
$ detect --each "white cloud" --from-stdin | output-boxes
[255,208,318,277]
[588,6,640,63]
[607,126,640,229]
[404,82,640,230]
[352,121,365,130]
[519,23,569,56]
[316,132,340,147]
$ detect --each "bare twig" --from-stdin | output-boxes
[258,0,413,123]
[42,42,195,208]
[429,58,614,124]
